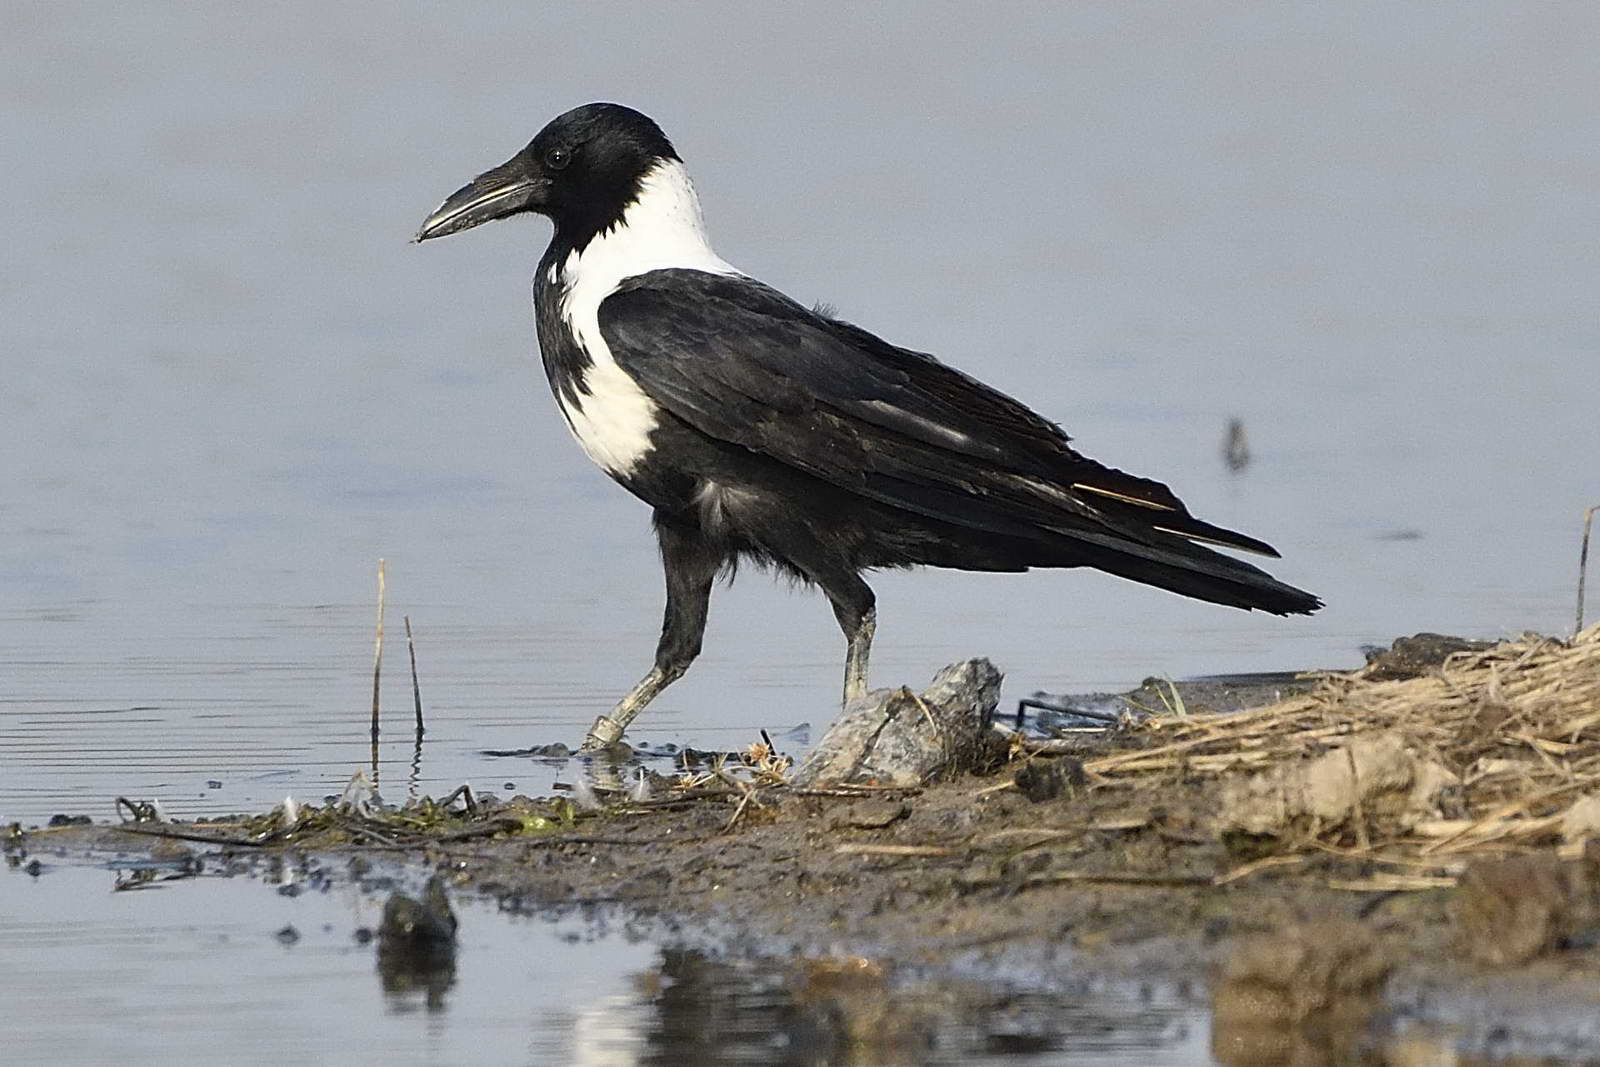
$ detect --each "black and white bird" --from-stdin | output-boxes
[416,103,1321,750]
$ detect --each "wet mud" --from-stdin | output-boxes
[10,630,1600,1063]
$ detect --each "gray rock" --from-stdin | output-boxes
[793,659,1003,787]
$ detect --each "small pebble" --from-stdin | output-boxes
[275,925,300,945]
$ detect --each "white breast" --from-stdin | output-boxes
[553,159,740,477]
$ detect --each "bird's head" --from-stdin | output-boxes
[415,102,679,246]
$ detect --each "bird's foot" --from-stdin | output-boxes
[579,714,627,752]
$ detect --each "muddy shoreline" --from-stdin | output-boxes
[12,632,1600,1062]
[17,769,1600,1061]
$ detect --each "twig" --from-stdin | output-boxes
[1326,874,1457,892]
[978,827,1082,843]
[1012,739,1095,757]
[790,783,921,793]
[723,789,756,833]
[1037,870,1212,888]
[345,822,403,847]
[516,834,701,848]
[835,843,958,857]
[907,689,937,731]
[115,797,161,823]
[110,824,266,847]
[792,785,922,797]
[1422,778,1595,854]
[439,783,478,815]
[715,768,761,832]
[1214,854,1307,885]
[616,790,739,812]
[371,559,386,779]
[1579,504,1598,634]
[1312,841,1467,873]
[405,615,424,737]
[1135,676,1186,718]
[402,818,524,844]
[964,870,1212,890]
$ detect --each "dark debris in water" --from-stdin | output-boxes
[482,724,809,763]
[1016,669,1321,738]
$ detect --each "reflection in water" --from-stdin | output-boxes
[407,727,425,804]
[111,866,198,893]
[377,942,456,1014]
[628,949,1200,1065]
[1208,920,1391,1067]
[376,876,459,1014]
[405,614,428,804]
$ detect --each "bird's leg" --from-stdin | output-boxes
[583,666,680,749]
[843,606,876,703]
[823,577,877,706]
[581,514,720,751]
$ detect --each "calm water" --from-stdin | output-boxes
[3,853,1217,1066]
[3,3,1598,1062]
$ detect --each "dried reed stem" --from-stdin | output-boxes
[370,559,386,778]
[835,843,957,857]
[1579,504,1598,634]
[1066,626,1600,867]
[404,615,424,737]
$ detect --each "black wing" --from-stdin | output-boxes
[599,270,1321,614]
[601,271,1267,546]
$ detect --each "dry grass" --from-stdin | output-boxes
[1081,624,1600,872]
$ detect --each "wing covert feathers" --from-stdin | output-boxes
[599,270,1318,614]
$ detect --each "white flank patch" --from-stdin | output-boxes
[555,159,741,476]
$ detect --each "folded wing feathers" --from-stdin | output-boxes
[603,273,1281,560]
[1071,482,1173,510]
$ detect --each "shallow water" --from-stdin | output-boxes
[3,858,658,1065]
[3,2,1599,1061]
[3,855,1214,1066]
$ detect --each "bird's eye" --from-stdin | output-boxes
[545,147,571,171]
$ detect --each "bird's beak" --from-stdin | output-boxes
[414,158,544,243]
